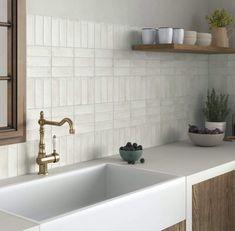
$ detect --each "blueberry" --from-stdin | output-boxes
[140,158,145,164]
[131,160,135,165]
[125,146,130,151]
[120,146,124,150]
[126,142,132,147]
[130,146,134,151]
[188,124,199,133]
[128,161,132,164]
[133,143,138,149]
[137,145,143,150]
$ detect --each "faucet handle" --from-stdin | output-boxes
[53,135,57,153]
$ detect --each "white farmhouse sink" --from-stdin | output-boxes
[0,164,185,231]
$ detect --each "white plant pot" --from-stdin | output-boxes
[205,121,226,133]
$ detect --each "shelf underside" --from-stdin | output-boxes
[132,44,235,54]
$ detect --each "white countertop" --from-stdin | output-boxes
[1,140,235,230]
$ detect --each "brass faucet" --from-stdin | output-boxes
[36,111,75,175]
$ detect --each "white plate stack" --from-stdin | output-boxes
[196,33,212,46]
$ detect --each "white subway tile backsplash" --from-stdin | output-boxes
[74,21,81,48]
[95,58,113,67]
[35,79,44,108]
[95,23,101,49]
[7,144,18,177]
[52,47,73,57]
[107,24,114,49]
[59,19,67,47]
[27,78,35,109]
[87,22,95,48]
[27,67,51,78]
[95,130,113,157]
[75,57,94,67]
[27,46,51,57]
[100,23,108,49]
[52,67,73,77]
[52,18,60,47]
[43,16,52,46]
[95,49,113,58]
[95,77,113,103]
[95,67,113,76]
[67,20,74,47]
[75,67,94,77]
[28,56,51,67]
[1,15,211,180]
[27,15,35,45]
[75,48,94,58]
[52,57,73,67]
[81,21,88,48]
[35,15,44,46]
[0,146,8,179]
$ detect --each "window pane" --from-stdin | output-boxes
[0,81,7,127]
[0,0,7,22]
[0,27,7,76]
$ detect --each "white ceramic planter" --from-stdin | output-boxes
[205,121,226,132]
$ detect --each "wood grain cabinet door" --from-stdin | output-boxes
[192,171,235,231]
[163,221,186,231]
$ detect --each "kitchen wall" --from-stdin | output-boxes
[0,0,210,180]
[27,0,209,31]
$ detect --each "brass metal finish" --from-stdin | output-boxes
[36,111,75,175]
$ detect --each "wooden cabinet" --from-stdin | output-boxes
[163,221,186,231]
[192,171,235,231]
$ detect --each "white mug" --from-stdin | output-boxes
[155,29,159,44]
[158,27,173,44]
[142,28,156,45]
[173,28,184,44]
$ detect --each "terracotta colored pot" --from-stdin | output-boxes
[212,27,234,48]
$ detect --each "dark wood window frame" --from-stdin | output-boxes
[0,0,26,145]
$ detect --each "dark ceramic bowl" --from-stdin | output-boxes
[119,149,143,162]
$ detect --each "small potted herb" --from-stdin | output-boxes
[206,8,234,47]
[203,88,230,132]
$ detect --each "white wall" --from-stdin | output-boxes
[0,0,211,180]
[27,0,209,31]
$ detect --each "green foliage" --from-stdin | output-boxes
[203,88,230,122]
[206,8,234,30]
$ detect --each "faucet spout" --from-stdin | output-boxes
[39,111,75,134]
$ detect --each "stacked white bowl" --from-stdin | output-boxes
[183,31,197,45]
[196,33,212,46]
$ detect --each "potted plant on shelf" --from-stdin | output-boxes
[203,88,230,132]
[206,8,234,47]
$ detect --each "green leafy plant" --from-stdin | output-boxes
[203,88,230,122]
[206,8,234,30]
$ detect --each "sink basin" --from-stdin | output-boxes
[0,163,185,231]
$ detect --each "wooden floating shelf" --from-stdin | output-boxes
[132,44,235,54]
